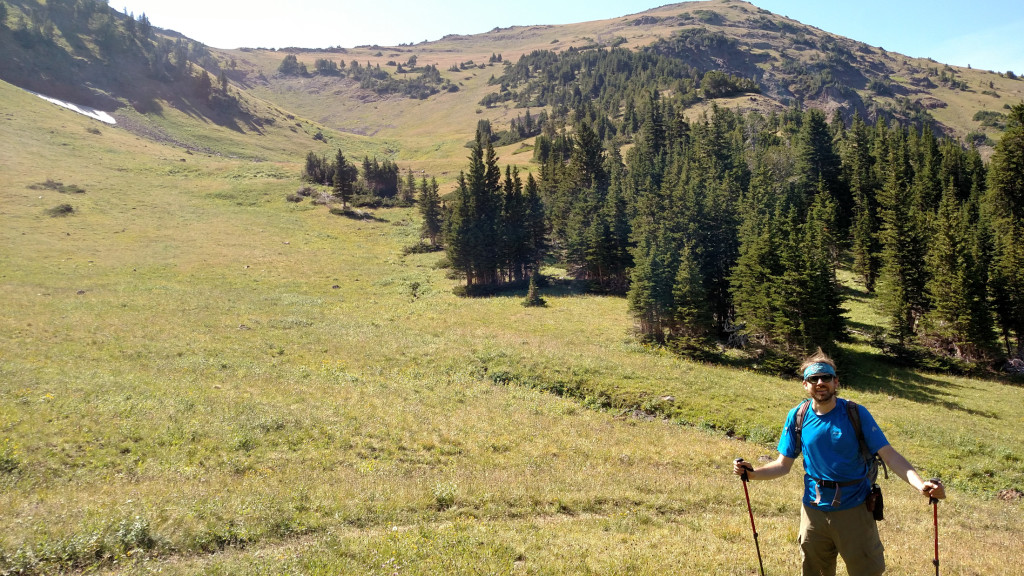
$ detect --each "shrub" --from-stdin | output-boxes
[113,516,156,553]
[432,481,457,510]
[29,179,85,194]
[522,275,547,307]
[402,242,443,255]
[973,110,1006,128]
[0,438,19,474]
[47,204,75,217]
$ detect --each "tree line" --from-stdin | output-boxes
[301,150,419,208]
[278,54,456,100]
[438,97,1024,366]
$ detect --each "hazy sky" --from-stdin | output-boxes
[112,0,1024,73]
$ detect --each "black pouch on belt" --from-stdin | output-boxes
[865,483,884,520]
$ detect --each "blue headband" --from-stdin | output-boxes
[803,363,836,379]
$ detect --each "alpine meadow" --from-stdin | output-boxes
[2,0,1024,574]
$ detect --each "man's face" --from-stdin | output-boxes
[803,373,838,402]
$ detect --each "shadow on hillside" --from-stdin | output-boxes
[840,347,998,418]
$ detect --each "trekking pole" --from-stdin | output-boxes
[736,458,766,576]
[929,478,941,576]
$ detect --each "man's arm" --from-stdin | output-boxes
[734,454,795,481]
[877,445,945,499]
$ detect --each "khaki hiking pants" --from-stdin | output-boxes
[799,504,885,576]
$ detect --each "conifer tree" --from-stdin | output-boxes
[522,274,546,307]
[671,242,712,340]
[500,165,529,282]
[986,103,1024,355]
[331,149,357,208]
[627,237,666,340]
[524,173,548,277]
[401,169,416,204]
[731,161,786,347]
[800,186,845,347]
[444,130,507,288]
[445,172,474,284]
[842,113,881,291]
[924,181,994,359]
[877,128,931,348]
[419,176,442,246]
[795,109,844,216]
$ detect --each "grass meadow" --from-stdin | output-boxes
[1,78,1023,575]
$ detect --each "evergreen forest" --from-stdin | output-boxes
[443,81,1024,369]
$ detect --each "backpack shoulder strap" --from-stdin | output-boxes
[845,400,870,460]
[793,399,811,455]
[846,399,889,480]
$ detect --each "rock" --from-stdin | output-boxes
[997,488,1023,501]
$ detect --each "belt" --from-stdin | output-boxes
[818,479,862,489]
[810,477,865,506]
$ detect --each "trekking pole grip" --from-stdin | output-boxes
[928,477,941,505]
[736,457,750,482]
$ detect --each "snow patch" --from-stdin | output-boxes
[27,90,116,125]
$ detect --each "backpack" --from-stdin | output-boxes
[793,398,889,484]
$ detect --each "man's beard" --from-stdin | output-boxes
[811,387,835,402]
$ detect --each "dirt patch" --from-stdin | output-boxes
[916,96,947,109]
[997,488,1023,501]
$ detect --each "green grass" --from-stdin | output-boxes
[2,78,1023,575]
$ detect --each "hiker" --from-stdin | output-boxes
[733,348,945,576]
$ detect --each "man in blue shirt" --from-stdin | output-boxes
[734,349,945,575]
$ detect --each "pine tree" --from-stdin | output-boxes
[986,103,1024,355]
[627,237,665,340]
[877,128,931,348]
[419,176,442,246]
[500,166,528,282]
[522,274,546,307]
[843,113,881,291]
[671,242,712,339]
[731,160,782,346]
[445,172,474,284]
[795,109,844,216]
[524,173,547,277]
[444,130,505,288]
[923,181,994,359]
[800,186,845,348]
[401,169,416,204]
[331,149,357,208]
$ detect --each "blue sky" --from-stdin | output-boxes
[113,0,1024,73]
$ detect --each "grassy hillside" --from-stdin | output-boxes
[2,78,1023,575]
[216,0,1024,173]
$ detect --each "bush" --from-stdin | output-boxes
[522,275,547,307]
[29,179,85,194]
[0,438,19,474]
[402,242,443,255]
[973,110,1006,128]
[47,204,75,217]
[432,482,457,510]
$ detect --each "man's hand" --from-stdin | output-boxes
[922,478,946,500]
[734,458,754,479]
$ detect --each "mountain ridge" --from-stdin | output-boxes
[2,0,1021,169]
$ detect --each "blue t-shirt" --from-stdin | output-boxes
[777,398,889,511]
